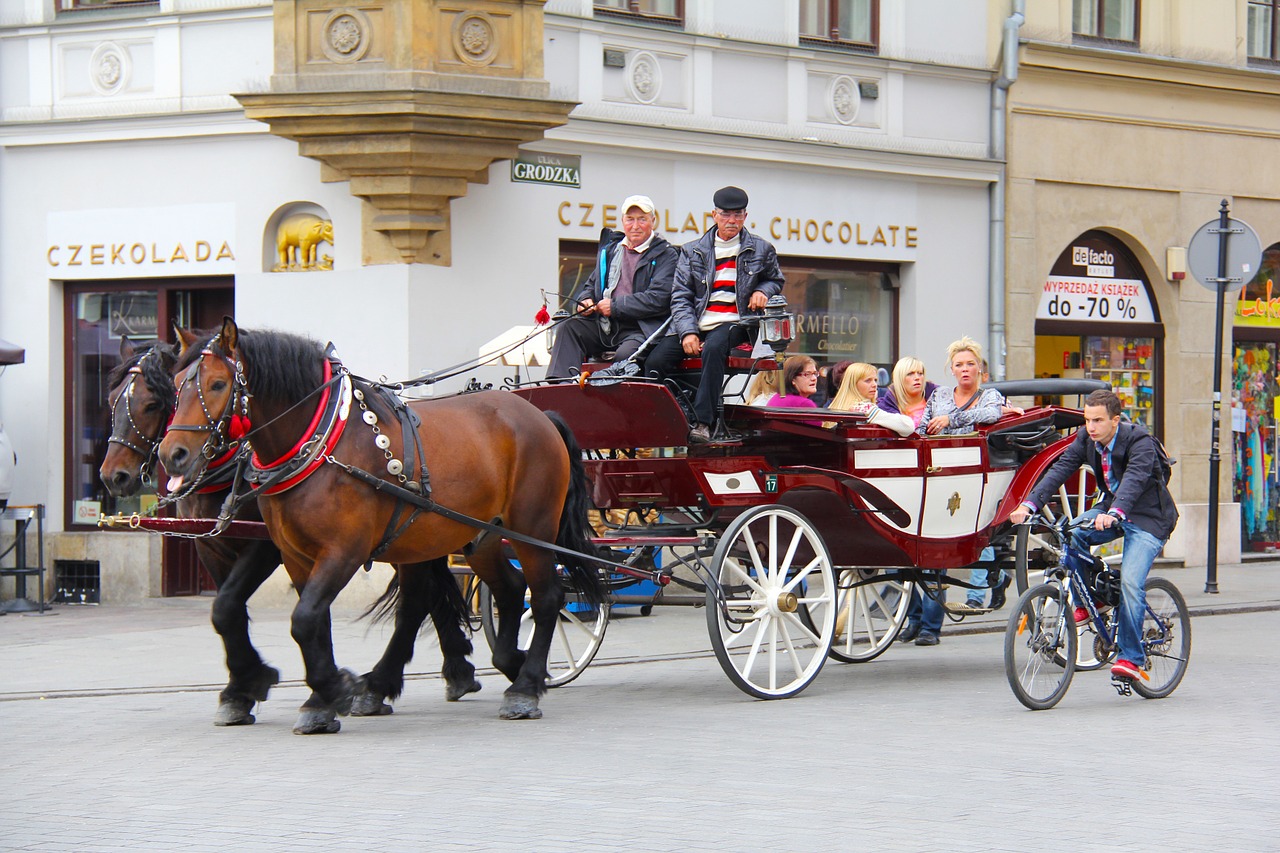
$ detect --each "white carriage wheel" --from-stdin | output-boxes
[705,505,837,699]
[479,582,609,688]
[828,570,914,664]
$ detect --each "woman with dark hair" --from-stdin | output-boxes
[766,355,821,424]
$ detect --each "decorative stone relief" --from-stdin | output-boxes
[321,8,371,64]
[452,12,497,67]
[271,211,335,272]
[830,75,860,125]
[626,51,661,105]
[90,42,129,96]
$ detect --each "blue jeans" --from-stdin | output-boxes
[907,571,945,635]
[965,546,1002,605]
[1069,508,1167,667]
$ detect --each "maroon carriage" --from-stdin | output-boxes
[511,374,1102,699]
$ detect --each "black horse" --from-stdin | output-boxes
[100,335,480,729]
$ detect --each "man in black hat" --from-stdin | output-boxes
[645,186,784,443]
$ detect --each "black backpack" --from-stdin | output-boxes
[1150,435,1176,485]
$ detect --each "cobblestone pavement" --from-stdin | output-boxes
[1,562,1278,852]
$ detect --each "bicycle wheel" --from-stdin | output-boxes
[827,570,913,664]
[1131,577,1191,699]
[1005,582,1077,710]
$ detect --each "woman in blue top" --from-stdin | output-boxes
[918,336,1022,435]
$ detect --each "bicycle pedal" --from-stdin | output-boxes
[1110,675,1134,697]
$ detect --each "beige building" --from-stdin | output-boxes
[996,0,1280,565]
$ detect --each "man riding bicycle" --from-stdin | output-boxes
[1009,389,1179,683]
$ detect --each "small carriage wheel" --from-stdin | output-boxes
[827,569,914,664]
[705,505,837,699]
[477,573,609,688]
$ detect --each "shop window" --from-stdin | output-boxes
[1232,243,1280,551]
[800,0,879,51]
[1034,230,1163,433]
[64,280,232,531]
[594,1,683,25]
[1072,0,1139,45]
[1248,0,1279,62]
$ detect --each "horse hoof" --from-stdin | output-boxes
[350,690,393,717]
[213,699,256,727]
[445,679,482,702]
[498,694,543,720]
[293,709,341,735]
[331,669,365,717]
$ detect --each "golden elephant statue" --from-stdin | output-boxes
[274,214,334,271]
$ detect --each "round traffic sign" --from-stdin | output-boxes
[1187,216,1262,293]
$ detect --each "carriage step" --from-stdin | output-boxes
[944,602,996,616]
[592,535,703,548]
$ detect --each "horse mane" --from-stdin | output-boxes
[178,326,326,403]
[108,341,177,413]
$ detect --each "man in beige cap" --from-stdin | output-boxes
[547,195,679,379]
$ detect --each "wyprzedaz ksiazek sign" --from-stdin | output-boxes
[511,153,580,188]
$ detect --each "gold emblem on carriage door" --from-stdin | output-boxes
[947,492,962,516]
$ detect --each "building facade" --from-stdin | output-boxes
[1000,0,1280,565]
[3,0,999,603]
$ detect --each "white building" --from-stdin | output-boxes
[0,0,999,603]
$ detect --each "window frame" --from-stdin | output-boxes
[1071,0,1141,48]
[1248,0,1280,63]
[799,0,880,53]
[593,0,684,27]
[61,0,158,10]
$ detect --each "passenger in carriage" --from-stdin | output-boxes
[918,336,1023,436]
[764,356,822,425]
[643,186,784,444]
[826,362,915,436]
[744,368,782,406]
[877,356,935,430]
[546,195,679,379]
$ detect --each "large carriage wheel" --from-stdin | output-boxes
[478,575,609,688]
[827,570,914,664]
[1014,465,1098,594]
[705,506,837,699]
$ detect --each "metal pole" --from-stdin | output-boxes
[1206,199,1229,594]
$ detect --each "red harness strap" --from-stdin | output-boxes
[249,359,350,495]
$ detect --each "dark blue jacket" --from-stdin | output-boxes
[669,226,784,339]
[574,228,679,339]
[1028,421,1178,540]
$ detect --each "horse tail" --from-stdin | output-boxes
[360,560,471,634]
[360,573,401,624]
[544,410,604,608]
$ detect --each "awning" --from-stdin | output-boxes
[0,338,24,366]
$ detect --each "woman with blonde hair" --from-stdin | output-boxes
[877,356,935,429]
[744,369,781,407]
[918,336,1022,436]
[827,362,914,436]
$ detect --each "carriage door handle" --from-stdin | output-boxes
[926,465,941,473]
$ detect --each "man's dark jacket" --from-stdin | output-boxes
[1028,421,1178,540]
[574,228,678,340]
[669,226,784,339]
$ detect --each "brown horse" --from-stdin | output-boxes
[157,318,601,733]
[101,335,480,730]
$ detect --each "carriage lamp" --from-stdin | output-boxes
[760,295,793,365]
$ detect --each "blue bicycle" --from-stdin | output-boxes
[1004,515,1191,710]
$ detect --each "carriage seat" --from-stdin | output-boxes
[985,415,1058,467]
[581,343,776,376]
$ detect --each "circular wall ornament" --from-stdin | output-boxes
[830,75,861,125]
[451,12,497,67]
[321,8,371,64]
[626,51,662,105]
[90,42,129,96]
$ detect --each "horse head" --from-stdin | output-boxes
[99,336,177,497]
[158,316,250,484]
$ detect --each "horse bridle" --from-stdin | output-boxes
[106,349,168,483]
[169,339,249,462]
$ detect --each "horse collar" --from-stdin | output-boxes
[247,358,351,495]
